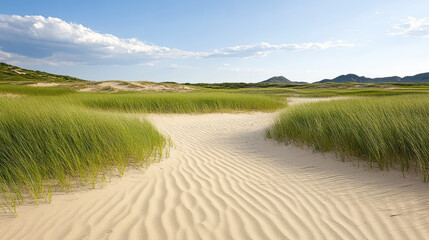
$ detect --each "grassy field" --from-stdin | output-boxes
[268,95,429,181]
[0,98,166,212]
[215,85,429,97]
[75,92,286,113]
[0,84,75,96]
[192,81,429,97]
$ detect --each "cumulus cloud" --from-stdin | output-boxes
[166,64,192,70]
[205,41,354,58]
[217,64,269,73]
[0,14,196,64]
[390,17,429,38]
[0,14,354,65]
[138,61,158,66]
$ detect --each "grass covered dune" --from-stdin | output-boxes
[77,92,285,113]
[0,98,165,212]
[269,95,429,181]
[0,90,285,213]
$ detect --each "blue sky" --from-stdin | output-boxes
[0,0,428,83]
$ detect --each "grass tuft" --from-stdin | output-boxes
[0,98,165,212]
[269,95,429,181]
[76,92,285,113]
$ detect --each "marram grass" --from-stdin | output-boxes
[0,91,284,213]
[0,98,166,212]
[76,92,285,113]
[269,95,429,181]
[0,84,74,96]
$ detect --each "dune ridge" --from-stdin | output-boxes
[0,111,428,239]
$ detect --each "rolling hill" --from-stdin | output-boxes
[318,73,429,83]
[260,76,306,84]
[0,62,86,82]
[260,76,293,84]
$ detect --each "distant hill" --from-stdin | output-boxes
[0,62,86,82]
[260,76,305,84]
[318,73,429,84]
[401,72,429,83]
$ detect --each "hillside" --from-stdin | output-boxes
[402,72,429,83]
[0,62,86,82]
[260,76,293,84]
[318,73,429,83]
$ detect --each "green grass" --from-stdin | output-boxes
[75,92,286,113]
[228,87,429,97]
[268,95,429,181]
[0,98,166,213]
[0,84,75,96]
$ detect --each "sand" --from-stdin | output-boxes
[24,80,193,92]
[1,105,429,239]
[132,82,193,92]
[287,97,349,105]
[78,81,193,92]
[27,82,62,87]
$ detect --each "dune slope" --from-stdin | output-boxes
[0,112,428,239]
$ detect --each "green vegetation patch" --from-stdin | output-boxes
[76,92,286,113]
[0,98,166,212]
[229,87,429,97]
[0,62,85,82]
[269,95,429,181]
[0,84,75,96]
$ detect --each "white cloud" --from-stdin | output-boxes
[205,41,354,58]
[217,64,269,73]
[0,15,183,56]
[139,61,158,66]
[0,14,355,65]
[167,64,192,70]
[390,17,429,38]
[0,14,196,64]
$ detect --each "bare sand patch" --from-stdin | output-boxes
[132,81,193,92]
[78,81,194,92]
[27,82,62,87]
[78,81,137,92]
[287,96,349,105]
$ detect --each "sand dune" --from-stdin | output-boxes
[1,111,429,239]
[78,81,193,92]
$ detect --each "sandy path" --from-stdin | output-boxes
[1,111,429,239]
